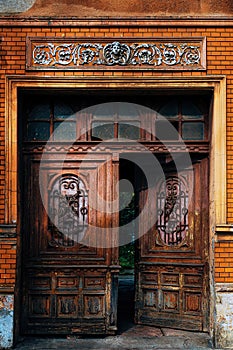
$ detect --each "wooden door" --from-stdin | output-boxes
[20,147,120,335]
[135,155,209,331]
[20,124,119,334]
[20,147,119,335]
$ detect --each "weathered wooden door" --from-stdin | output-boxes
[20,149,119,335]
[135,155,209,331]
[19,93,119,335]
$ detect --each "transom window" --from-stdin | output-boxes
[20,92,211,142]
[156,97,208,141]
[92,103,140,140]
[25,100,76,141]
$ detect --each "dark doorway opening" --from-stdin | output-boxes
[117,158,144,333]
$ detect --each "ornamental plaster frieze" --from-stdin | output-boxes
[26,37,206,71]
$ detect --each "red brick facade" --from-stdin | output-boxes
[1,3,233,347]
[1,25,233,286]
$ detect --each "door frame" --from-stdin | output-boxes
[5,75,226,340]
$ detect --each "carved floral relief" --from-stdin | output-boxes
[27,37,206,71]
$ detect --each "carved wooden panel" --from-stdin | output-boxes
[84,295,104,317]
[142,273,158,285]
[184,292,202,314]
[140,159,209,259]
[183,274,202,287]
[22,268,111,334]
[84,277,105,290]
[56,277,79,290]
[30,277,51,290]
[162,291,179,312]
[29,295,51,318]
[143,290,157,308]
[161,273,179,286]
[136,265,205,330]
[23,153,113,260]
[57,296,78,318]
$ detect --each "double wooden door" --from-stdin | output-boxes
[20,145,209,334]
[19,84,211,336]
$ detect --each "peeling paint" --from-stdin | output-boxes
[0,295,14,349]
[0,0,35,14]
[215,284,233,349]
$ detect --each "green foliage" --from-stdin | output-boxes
[119,191,136,270]
[119,242,135,269]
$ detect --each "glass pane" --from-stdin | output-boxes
[119,122,140,140]
[182,100,203,120]
[159,100,179,119]
[54,102,75,120]
[92,122,114,140]
[118,104,141,120]
[53,121,76,140]
[92,104,115,120]
[182,122,204,140]
[156,120,179,140]
[28,103,50,120]
[27,122,50,141]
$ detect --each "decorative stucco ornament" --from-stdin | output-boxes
[27,37,206,71]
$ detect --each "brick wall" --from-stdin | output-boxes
[215,242,233,283]
[0,240,17,286]
[0,24,233,287]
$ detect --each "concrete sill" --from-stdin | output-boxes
[215,224,233,242]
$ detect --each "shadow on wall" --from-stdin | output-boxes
[7,0,233,17]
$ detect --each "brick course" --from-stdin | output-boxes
[0,240,16,285]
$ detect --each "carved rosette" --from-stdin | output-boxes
[27,37,206,71]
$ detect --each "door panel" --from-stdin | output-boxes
[135,156,209,331]
[21,148,119,335]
